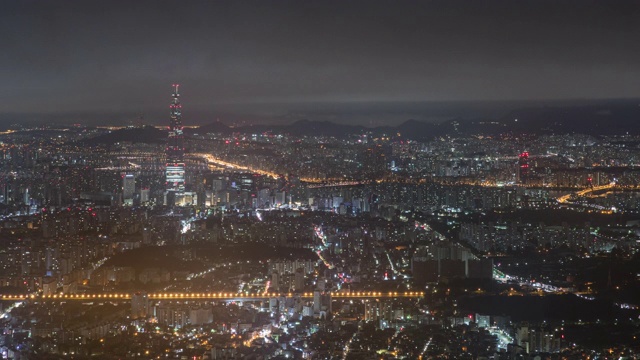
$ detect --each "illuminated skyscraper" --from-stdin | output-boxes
[517,151,529,184]
[166,84,185,192]
[123,173,135,200]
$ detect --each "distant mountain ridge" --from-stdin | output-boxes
[193,119,431,139]
[79,102,640,144]
[81,125,166,145]
[193,103,640,139]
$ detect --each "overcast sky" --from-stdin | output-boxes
[2,0,640,122]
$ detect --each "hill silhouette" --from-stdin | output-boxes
[190,102,640,139]
[81,126,166,145]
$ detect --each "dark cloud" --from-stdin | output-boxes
[2,0,640,120]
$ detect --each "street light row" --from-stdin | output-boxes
[1,291,425,301]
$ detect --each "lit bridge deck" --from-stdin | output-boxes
[1,291,425,302]
[556,183,616,203]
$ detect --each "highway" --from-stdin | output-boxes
[556,182,616,203]
[193,152,356,184]
[193,153,281,179]
[0,291,425,302]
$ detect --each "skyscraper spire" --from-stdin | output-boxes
[166,84,185,192]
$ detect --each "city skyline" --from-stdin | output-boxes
[2,1,640,359]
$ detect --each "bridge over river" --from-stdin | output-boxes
[1,291,425,302]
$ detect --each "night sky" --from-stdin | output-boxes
[2,0,640,124]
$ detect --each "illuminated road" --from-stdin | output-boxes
[1,291,425,301]
[418,337,433,360]
[193,153,346,183]
[194,153,281,179]
[307,180,372,188]
[313,225,337,270]
[556,182,616,203]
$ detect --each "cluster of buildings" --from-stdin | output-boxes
[0,87,638,358]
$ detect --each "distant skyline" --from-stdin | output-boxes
[2,0,640,124]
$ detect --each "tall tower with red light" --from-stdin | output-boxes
[165,84,185,192]
[517,151,529,185]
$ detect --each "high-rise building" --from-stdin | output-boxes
[166,84,185,193]
[140,188,150,203]
[275,191,286,207]
[131,292,149,319]
[517,151,529,184]
[123,174,135,200]
[294,268,305,291]
[271,271,280,291]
